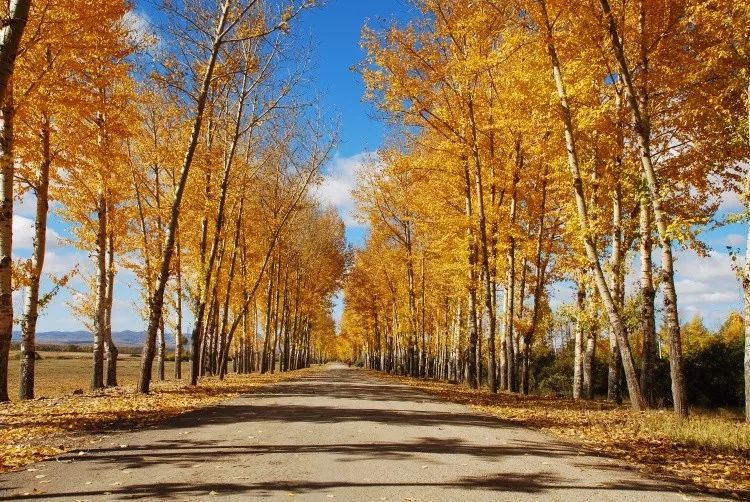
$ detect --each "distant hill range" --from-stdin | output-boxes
[11,330,186,347]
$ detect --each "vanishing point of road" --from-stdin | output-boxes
[0,363,721,501]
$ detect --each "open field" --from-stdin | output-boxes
[6,351,181,401]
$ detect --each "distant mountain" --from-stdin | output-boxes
[12,330,189,347]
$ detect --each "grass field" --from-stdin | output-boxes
[6,351,180,401]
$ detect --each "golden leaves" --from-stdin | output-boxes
[380,372,750,498]
[0,369,311,473]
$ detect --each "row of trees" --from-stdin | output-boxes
[341,0,749,420]
[0,0,347,402]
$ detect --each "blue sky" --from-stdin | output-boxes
[14,0,746,334]
[294,0,418,247]
[15,0,414,333]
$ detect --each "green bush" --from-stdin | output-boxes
[529,344,573,396]
[538,373,571,395]
[684,336,744,408]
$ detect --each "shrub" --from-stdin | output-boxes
[684,336,744,408]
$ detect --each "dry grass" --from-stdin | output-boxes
[637,412,750,454]
[6,351,174,401]
[376,372,750,498]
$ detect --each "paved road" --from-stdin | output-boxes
[0,364,719,501]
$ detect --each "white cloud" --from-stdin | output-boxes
[15,191,37,218]
[724,233,745,247]
[623,246,740,327]
[673,249,741,325]
[716,162,748,213]
[719,191,743,213]
[313,151,380,227]
[12,215,35,250]
[11,249,87,331]
[674,249,736,282]
[43,250,85,276]
[122,10,156,48]
[13,215,63,251]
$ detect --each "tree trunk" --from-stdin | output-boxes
[640,194,657,406]
[582,327,597,399]
[521,168,548,395]
[0,0,29,400]
[240,245,251,374]
[636,0,657,409]
[476,310,482,386]
[104,221,118,387]
[91,189,107,391]
[138,1,231,394]
[744,79,750,423]
[261,259,275,374]
[420,255,426,377]
[467,102,497,392]
[405,221,418,377]
[516,259,527,384]
[463,158,479,389]
[157,317,166,381]
[505,149,521,392]
[19,113,51,400]
[218,200,244,378]
[537,0,645,410]
[608,175,623,404]
[0,0,30,108]
[573,280,585,400]
[174,228,183,379]
[598,0,685,419]
[0,87,13,402]
[190,167,211,385]
[270,267,284,374]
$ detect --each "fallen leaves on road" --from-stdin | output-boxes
[377,372,750,498]
[0,370,309,473]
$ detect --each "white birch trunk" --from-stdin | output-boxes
[537,0,645,410]
[19,112,50,399]
[0,87,12,402]
[599,0,686,418]
[744,80,750,422]
[573,281,585,400]
[91,189,107,391]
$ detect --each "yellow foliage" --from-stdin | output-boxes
[0,369,312,473]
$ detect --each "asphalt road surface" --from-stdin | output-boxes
[0,363,721,501]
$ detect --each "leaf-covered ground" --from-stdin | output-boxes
[4,366,748,498]
[376,372,750,499]
[0,370,308,473]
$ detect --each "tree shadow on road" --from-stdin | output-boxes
[0,472,692,500]
[248,369,444,404]
[47,436,591,471]
[0,368,714,500]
